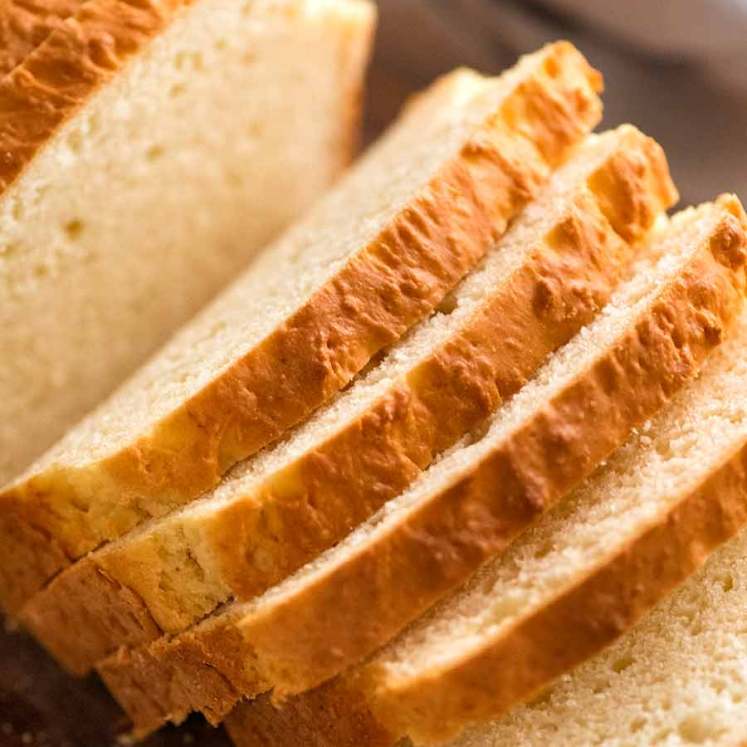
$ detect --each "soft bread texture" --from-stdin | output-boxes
[0,0,375,486]
[0,41,603,616]
[455,524,747,746]
[24,125,677,675]
[101,197,746,737]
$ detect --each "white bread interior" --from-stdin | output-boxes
[459,511,747,746]
[0,0,373,482]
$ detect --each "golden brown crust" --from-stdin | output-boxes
[0,0,83,76]
[100,609,271,735]
[98,203,747,737]
[225,204,747,747]
[25,126,674,676]
[208,130,671,604]
[0,41,603,616]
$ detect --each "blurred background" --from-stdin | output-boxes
[1,2,745,745]
[368,0,747,206]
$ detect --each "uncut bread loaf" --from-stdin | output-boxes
[225,196,747,747]
[100,197,746,737]
[0,0,376,486]
[24,125,677,675]
[0,41,604,616]
[454,512,747,746]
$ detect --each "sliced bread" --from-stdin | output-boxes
[225,198,747,747]
[99,196,746,737]
[23,125,676,675]
[0,0,376,486]
[0,41,604,616]
[453,503,747,746]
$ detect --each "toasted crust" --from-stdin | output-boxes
[23,127,677,676]
[227,685,393,747]
[0,0,83,76]
[98,202,747,737]
[0,41,603,616]
[224,199,747,747]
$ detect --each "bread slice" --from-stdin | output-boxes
[453,506,747,746]
[0,0,377,487]
[98,196,746,737]
[22,125,676,675]
[224,197,747,747]
[0,41,603,615]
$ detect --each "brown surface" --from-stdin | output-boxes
[0,0,83,76]
[93,126,679,735]
[224,197,747,746]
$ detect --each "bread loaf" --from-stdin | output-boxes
[103,196,746,737]
[222,196,747,747]
[0,41,603,617]
[23,125,675,675]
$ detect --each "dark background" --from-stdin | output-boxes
[2,1,746,745]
